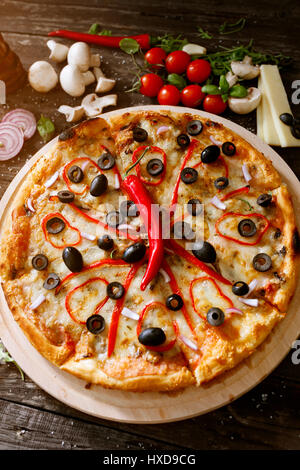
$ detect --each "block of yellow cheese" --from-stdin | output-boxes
[259,64,300,147]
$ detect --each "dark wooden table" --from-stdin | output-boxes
[0,0,299,451]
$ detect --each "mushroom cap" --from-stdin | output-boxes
[67,42,91,72]
[58,105,85,122]
[95,76,116,93]
[47,40,69,63]
[228,87,261,114]
[28,60,58,93]
[231,60,260,80]
[60,64,86,97]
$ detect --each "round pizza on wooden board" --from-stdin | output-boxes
[0,105,299,422]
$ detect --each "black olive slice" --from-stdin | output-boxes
[232,281,249,296]
[257,193,272,207]
[192,241,216,264]
[177,133,190,148]
[187,120,203,136]
[214,177,229,190]
[107,282,125,300]
[67,165,84,183]
[97,152,115,170]
[221,142,236,156]
[146,158,164,176]
[279,113,294,126]
[57,190,75,203]
[180,167,198,184]
[120,200,139,218]
[187,198,202,216]
[32,254,48,271]
[97,234,114,251]
[207,307,225,326]
[291,126,300,139]
[138,327,166,347]
[201,145,220,163]
[166,294,183,311]
[90,174,108,197]
[238,219,257,238]
[62,246,83,272]
[46,217,65,234]
[59,128,75,141]
[252,253,272,272]
[106,210,124,228]
[43,273,60,290]
[86,314,105,334]
[122,242,146,263]
[173,221,195,240]
[133,127,148,142]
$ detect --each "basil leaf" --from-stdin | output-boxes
[88,23,101,34]
[37,115,55,142]
[219,75,229,93]
[167,73,186,90]
[221,93,229,102]
[119,38,139,54]
[229,85,248,98]
[201,84,221,95]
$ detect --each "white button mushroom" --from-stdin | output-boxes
[28,61,58,92]
[58,105,85,122]
[228,87,261,114]
[82,70,95,86]
[90,54,101,68]
[47,40,69,63]
[93,67,105,79]
[60,64,87,97]
[225,70,239,88]
[95,76,116,93]
[67,42,91,72]
[81,93,117,117]
[231,56,260,80]
[182,43,207,55]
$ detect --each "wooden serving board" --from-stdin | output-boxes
[0,105,299,424]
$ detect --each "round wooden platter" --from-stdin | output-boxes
[0,105,299,424]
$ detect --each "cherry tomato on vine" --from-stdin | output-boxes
[157,85,181,105]
[144,47,167,70]
[186,59,212,83]
[140,73,164,97]
[180,85,205,108]
[165,50,191,74]
[203,94,227,115]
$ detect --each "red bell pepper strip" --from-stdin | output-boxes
[131,145,167,186]
[55,258,129,295]
[65,277,109,324]
[136,301,177,352]
[41,212,81,249]
[171,139,199,206]
[48,30,151,50]
[220,185,250,201]
[190,276,233,320]
[215,211,270,246]
[162,260,195,334]
[165,239,232,286]
[121,173,164,291]
[62,157,102,195]
[107,260,144,357]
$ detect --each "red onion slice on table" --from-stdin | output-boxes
[2,108,36,140]
[0,123,24,160]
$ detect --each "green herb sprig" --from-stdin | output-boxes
[37,115,55,143]
[0,342,24,380]
[197,27,213,39]
[219,18,246,35]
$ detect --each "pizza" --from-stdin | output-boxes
[0,109,299,392]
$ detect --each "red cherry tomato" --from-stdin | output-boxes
[157,85,181,105]
[140,73,164,97]
[180,85,205,108]
[203,95,227,115]
[187,59,212,83]
[144,47,167,70]
[165,50,191,74]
